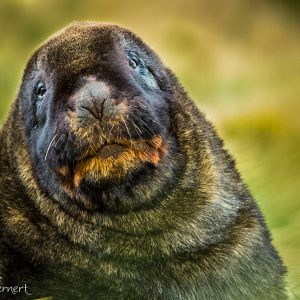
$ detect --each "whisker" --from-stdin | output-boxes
[131,105,165,130]
[129,102,165,130]
[151,119,164,129]
[89,142,100,157]
[130,111,156,136]
[122,118,133,149]
[128,119,143,141]
[109,123,115,136]
[54,135,61,147]
[132,121,143,135]
[118,124,121,141]
[45,134,58,161]
[135,99,148,110]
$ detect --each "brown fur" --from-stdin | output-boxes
[0,22,286,299]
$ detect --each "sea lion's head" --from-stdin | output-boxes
[17,22,184,213]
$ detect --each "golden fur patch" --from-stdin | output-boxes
[58,135,166,189]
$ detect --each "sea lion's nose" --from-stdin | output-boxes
[76,81,110,121]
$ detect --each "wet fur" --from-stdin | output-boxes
[0,22,286,299]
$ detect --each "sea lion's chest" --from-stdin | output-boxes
[27,249,171,299]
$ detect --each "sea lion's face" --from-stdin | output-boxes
[19,23,179,213]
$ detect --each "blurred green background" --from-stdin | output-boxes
[0,0,299,297]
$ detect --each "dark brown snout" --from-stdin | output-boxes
[75,80,127,125]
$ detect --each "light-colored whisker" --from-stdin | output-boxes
[122,118,133,149]
[130,111,156,136]
[53,135,62,147]
[130,104,164,129]
[128,120,143,141]
[45,134,58,161]
[109,123,115,133]
[132,122,142,134]
[135,99,148,110]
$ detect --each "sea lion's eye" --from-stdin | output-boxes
[126,50,159,89]
[35,82,47,100]
[128,55,141,69]
[127,51,142,69]
[129,58,138,69]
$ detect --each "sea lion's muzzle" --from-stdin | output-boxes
[52,77,167,189]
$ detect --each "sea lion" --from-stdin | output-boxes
[0,22,286,299]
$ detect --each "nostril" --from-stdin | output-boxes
[90,96,105,120]
[75,81,110,121]
[78,103,102,120]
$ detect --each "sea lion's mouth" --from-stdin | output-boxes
[96,143,128,159]
[83,135,165,161]
[57,135,167,189]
